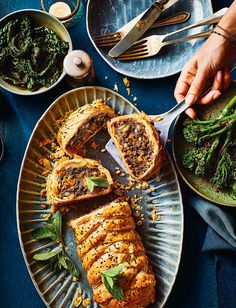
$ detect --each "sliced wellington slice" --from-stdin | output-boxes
[57,99,115,155]
[107,114,164,181]
[69,200,156,308]
[46,157,113,207]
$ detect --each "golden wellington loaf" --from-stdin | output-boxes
[46,157,113,208]
[69,200,156,308]
[57,100,115,155]
[108,114,164,181]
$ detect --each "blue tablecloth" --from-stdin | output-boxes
[0,0,234,307]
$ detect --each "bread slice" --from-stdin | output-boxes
[108,114,164,180]
[57,99,115,155]
[46,157,113,207]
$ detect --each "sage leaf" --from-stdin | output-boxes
[52,211,62,240]
[66,256,80,278]
[102,263,127,277]
[58,254,68,269]
[106,276,114,288]
[86,177,109,192]
[32,226,58,240]
[86,177,95,192]
[101,263,126,300]
[33,248,62,261]
[102,275,124,301]
[50,254,62,272]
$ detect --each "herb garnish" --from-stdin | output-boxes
[101,263,127,300]
[32,211,79,278]
[86,177,109,192]
[0,16,69,91]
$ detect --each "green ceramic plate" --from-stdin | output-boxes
[172,82,236,207]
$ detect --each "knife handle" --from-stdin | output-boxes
[150,12,190,29]
[154,0,169,10]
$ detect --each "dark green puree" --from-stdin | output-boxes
[0,16,69,91]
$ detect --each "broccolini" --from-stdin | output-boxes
[182,95,236,198]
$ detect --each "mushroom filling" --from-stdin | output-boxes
[67,114,110,153]
[56,166,107,199]
[113,119,154,177]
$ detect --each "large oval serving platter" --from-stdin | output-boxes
[17,86,183,307]
[86,0,213,79]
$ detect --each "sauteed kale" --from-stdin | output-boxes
[0,16,69,91]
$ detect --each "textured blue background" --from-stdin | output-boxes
[0,0,233,307]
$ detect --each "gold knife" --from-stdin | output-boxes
[108,0,175,58]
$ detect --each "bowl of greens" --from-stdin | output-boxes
[0,9,73,95]
[172,82,236,207]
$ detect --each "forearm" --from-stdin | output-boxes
[218,1,236,34]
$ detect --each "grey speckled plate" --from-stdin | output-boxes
[86,0,213,79]
[17,87,183,307]
[172,82,236,207]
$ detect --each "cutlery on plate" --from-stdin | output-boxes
[118,7,227,61]
[105,63,236,172]
[108,0,176,58]
[118,29,211,61]
[109,6,227,58]
[93,12,190,47]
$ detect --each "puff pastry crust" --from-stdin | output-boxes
[57,99,115,155]
[46,157,113,207]
[107,114,164,180]
[69,200,156,308]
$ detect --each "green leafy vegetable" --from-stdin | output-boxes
[102,263,127,277]
[32,212,79,278]
[58,254,68,269]
[32,225,58,240]
[86,177,109,192]
[65,256,80,277]
[182,95,236,197]
[32,211,62,241]
[51,211,62,241]
[101,263,126,300]
[33,248,62,261]
[0,16,69,91]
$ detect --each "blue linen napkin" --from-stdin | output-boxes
[191,196,236,308]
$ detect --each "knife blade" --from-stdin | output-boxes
[108,0,169,58]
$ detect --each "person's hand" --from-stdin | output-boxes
[174,33,233,119]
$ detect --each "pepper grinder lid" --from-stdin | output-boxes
[63,50,93,78]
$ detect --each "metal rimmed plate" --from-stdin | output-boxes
[17,86,183,307]
[86,0,213,79]
[172,82,236,207]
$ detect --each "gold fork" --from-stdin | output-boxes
[117,7,227,60]
[93,12,190,47]
[118,29,212,61]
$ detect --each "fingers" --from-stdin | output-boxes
[174,60,196,103]
[174,62,232,120]
[198,68,231,105]
[185,107,197,119]
[198,70,223,105]
[185,67,210,106]
[222,67,231,90]
[174,80,189,103]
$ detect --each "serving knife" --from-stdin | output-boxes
[108,0,177,58]
[105,65,236,172]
